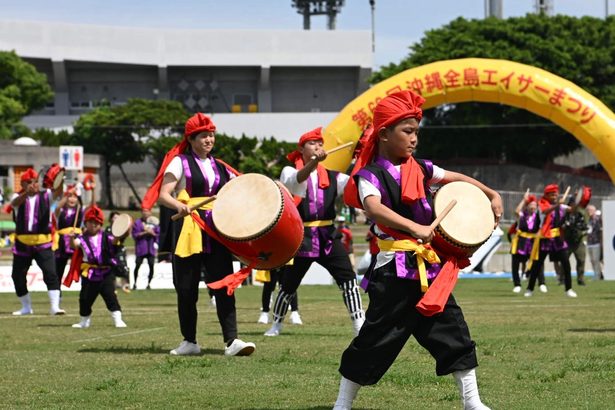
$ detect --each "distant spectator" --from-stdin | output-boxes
[586,205,603,280]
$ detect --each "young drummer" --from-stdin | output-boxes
[524,184,576,298]
[142,112,255,357]
[509,191,542,293]
[53,186,83,284]
[264,127,365,337]
[10,168,65,316]
[334,91,501,410]
[68,206,127,328]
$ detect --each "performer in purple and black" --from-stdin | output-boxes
[68,206,127,329]
[524,184,577,298]
[264,127,365,338]
[334,91,501,410]
[10,168,65,316]
[509,192,541,293]
[53,185,83,285]
[142,112,255,357]
[131,208,160,290]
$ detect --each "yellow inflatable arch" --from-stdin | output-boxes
[322,58,615,183]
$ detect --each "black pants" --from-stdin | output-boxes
[339,268,477,385]
[528,249,572,291]
[511,253,528,286]
[12,248,59,296]
[172,240,237,344]
[134,254,155,285]
[261,268,298,312]
[79,274,121,316]
[280,240,356,294]
[55,256,70,285]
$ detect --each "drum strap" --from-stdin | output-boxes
[377,238,441,293]
[16,234,52,246]
[52,227,82,251]
[175,191,215,257]
[303,220,333,227]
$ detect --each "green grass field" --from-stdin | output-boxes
[1,279,615,409]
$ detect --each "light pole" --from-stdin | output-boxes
[369,0,375,52]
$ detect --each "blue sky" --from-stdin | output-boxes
[0,0,611,68]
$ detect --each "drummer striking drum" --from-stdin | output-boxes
[334,91,502,410]
[10,167,66,316]
[264,127,366,337]
[142,112,255,357]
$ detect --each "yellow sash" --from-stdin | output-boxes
[52,227,82,251]
[377,238,441,293]
[254,259,295,283]
[16,234,52,246]
[80,262,110,277]
[174,190,215,258]
[304,220,334,227]
[510,231,539,254]
[525,228,561,270]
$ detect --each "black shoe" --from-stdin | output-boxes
[146,285,151,290]
[578,280,586,286]
[132,285,137,290]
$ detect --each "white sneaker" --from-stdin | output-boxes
[12,308,34,316]
[524,290,533,297]
[50,308,66,315]
[264,322,283,337]
[512,286,522,293]
[539,284,548,293]
[566,289,578,298]
[224,339,255,356]
[257,312,270,324]
[72,316,91,328]
[111,311,127,328]
[289,311,303,325]
[170,340,201,356]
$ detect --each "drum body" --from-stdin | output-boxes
[431,181,495,258]
[43,164,65,190]
[212,173,303,270]
[111,213,134,239]
[574,186,591,208]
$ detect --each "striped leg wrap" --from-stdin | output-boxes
[271,290,293,323]
[340,280,364,321]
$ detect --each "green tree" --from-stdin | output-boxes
[372,14,615,166]
[72,99,187,207]
[0,51,53,139]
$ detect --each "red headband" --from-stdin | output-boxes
[21,168,38,182]
[373,90,425,131]
[544,184,559,195]
[526,194,537,203]
[141,113,217,211]
[84,206,104,224]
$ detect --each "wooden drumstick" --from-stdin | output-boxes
[310,141,354,160]
[417,200,457,244]
[171,196,217,221]
[72,204,81,229]
[560,186,571,204]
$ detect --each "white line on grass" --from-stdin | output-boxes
[73,327,165,343]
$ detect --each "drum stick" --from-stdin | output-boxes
[310,141,354,161]
[325,141,354,155]
[171,196,217,221]
[72,204,81,229]
[417,200,457,244]
[560,186,571,204]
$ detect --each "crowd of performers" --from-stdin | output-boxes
[508,184,604,299]
[20,90,611,409]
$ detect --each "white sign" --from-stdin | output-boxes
[602,200,615,281]
[59,145,84,171]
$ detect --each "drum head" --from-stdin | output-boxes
[53,169,65,190]
[111,214,133,237]
[213,174,282,241]
[146,216,160,225]
[435,181,494,247]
